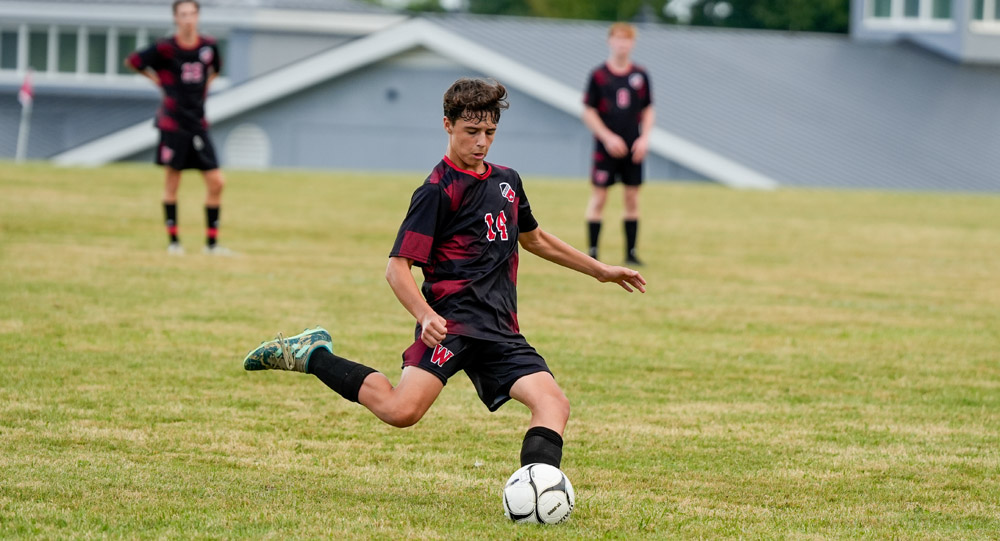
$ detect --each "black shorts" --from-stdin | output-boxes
[591,146,643,187]
[401,334,551,412]
[156,130,219,171]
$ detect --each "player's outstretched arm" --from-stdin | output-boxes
[518,228,646,293]
[385,256,448,347]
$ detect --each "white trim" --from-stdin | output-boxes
[861,18,955,31]
[0,2,405,36]
[969,19,1000,32]
[16,23,27,73]
[53,18,779,189]
[75,25,86,76]
[105,26,117,78]
[46,24,56,74]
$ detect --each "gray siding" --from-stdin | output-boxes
[0,90,158,159]
[127,49,701,181]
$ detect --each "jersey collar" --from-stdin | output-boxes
[443,155,492,180]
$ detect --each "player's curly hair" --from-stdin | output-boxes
[443,78,510,125]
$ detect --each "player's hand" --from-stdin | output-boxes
[419,312,448,347]
[631,136,649,163]
[603,134,629,159]
[598,264,647,293]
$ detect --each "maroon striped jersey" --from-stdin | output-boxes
[584,63,652,148]
[127,36,222,133]
[390,156,539,342]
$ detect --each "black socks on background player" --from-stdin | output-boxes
[587,221,601,258]
[164,202,179,243]
[307,347,377,403]
[624,219,638,260]
[520,426,563,468]
[205,206,220,247]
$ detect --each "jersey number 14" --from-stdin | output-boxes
[484,211,508,241]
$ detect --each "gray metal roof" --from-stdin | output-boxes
[44,0,392,12]
[430,14,1000,192]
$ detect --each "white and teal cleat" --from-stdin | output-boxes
[243,327,332,373]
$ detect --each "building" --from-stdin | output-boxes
[2,0,1000,191]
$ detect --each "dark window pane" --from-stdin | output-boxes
[88,32,106,74]
[117,33,136,74]
[873,0,891,17]
[0,31,17,70]
[905,0,919,16]
[933,0,951,18]
[58,31,77,72]
[28,30,47,71]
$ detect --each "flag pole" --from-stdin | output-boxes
[15,100,32,163]
[15,69,33,163]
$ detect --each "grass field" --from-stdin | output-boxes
[1,161,999,539]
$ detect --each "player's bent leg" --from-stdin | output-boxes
[510,372,569,468]
[509,371,570,433]
[358,366,444,428]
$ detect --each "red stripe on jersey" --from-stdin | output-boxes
[397,231,433,263]
[430,279,470,300]
[508,251,519,286]
[157,70,176,86]
[427,165,444,184]
[156,41,175,59]
[435,234,477,262]
[127,53,142,70]
[163,96,177,111]
[509,311,520,333]
[158,115,179,132]
[443,155,492,180]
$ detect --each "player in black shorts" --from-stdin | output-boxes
[125,0,228,255]
[241,78,646,472]
[583,22,655,266]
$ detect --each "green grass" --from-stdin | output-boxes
[1,161,999,539]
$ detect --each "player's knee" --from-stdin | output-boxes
[385,403,426,428]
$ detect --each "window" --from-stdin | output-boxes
[58,31,77,73]
[0,31,16,70]
[28,30,47,71]
[116,32,136,74]
[87,31,106,74]
[972,0,1000,20]
[869,0,951,20]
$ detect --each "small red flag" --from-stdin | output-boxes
[18,70,33,108]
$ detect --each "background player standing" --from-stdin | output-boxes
[125,0,228,255]
[242,78,646,472]
[582,22,655,265]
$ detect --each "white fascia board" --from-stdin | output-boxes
[413,20,779,190]
[0,2,403,35]
[249,10,407,35]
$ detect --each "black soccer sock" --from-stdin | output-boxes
[307,347,378,403]
[520,426,564,468]
[587,221,602,258]
[164,202,179,243]
[624,219,638,258]
[205,206,220,247]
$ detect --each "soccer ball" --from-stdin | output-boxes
[502,463,575,524]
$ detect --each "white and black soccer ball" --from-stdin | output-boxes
[502,463,575,524]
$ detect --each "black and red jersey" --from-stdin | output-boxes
[584,63,652,148]
[390,156,539,342]
[127,35,222,134]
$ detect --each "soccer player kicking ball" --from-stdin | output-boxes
[125,0,229,255]
[243,78,646,471]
